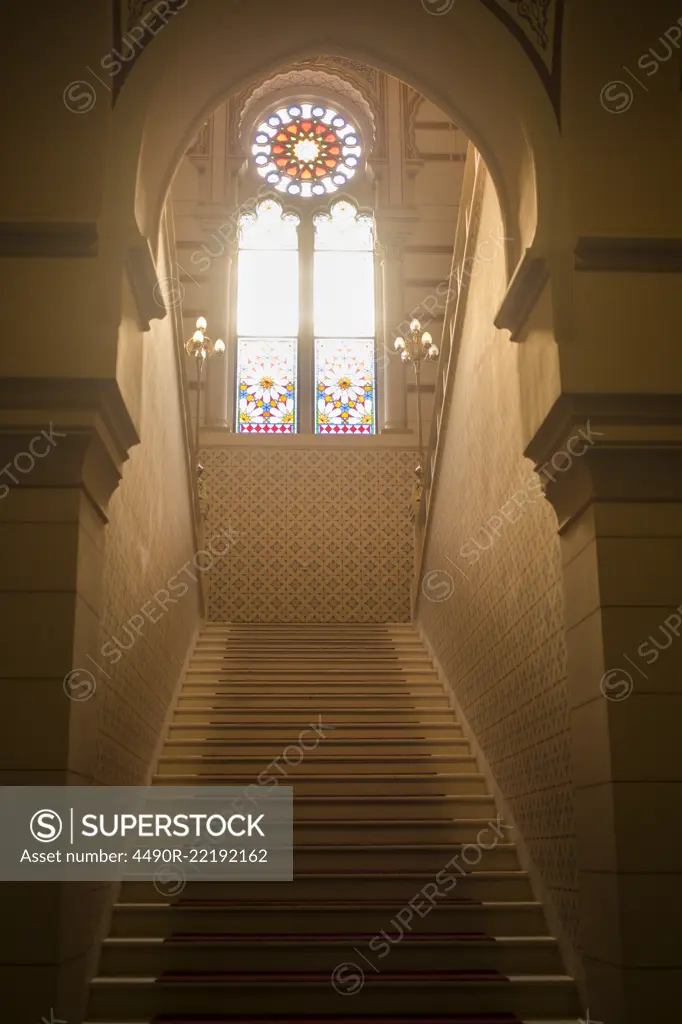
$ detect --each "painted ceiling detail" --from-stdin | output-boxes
[481,0,563,113]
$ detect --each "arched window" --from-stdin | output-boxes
[236,104,376,435]
[236,200,300,433]
[313,201,376,434]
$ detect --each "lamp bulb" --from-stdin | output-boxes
[196,316,207,331]
[214,339,226,355]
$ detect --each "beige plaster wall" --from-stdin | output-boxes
[94,272,202,785]
[416,170,578,960]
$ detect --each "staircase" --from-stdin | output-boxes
[87,622,579,1023]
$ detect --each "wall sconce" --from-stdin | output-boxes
[394,318,440,511]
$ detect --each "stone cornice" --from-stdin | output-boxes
[126,242,165,330]
[0,378,140,520]
[575,237,682,273]
[494,248,549,341]
[525,393,682,529]
[0,222,98,258]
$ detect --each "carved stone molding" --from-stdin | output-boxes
[186,119,212,160]
[126,241,165,330]
[525,393,682,529]
[0,222,98,258]
[575,237,682,273]
[238,66,377,158]
[494,248,549,340]
[0,378,140,520]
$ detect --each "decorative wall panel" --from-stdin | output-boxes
[417,171,578,958]
[199,447,415,622]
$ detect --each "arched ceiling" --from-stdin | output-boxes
[115,0,564,117]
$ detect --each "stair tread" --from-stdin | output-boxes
[88,623,575,1021]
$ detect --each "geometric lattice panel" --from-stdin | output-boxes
[199,447,415,623]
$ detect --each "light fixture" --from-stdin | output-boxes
[393,318,440,513]
[185,317,225,496]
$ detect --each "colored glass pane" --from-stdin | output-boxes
[237,339,297,434]
[251,102,362,198]
[315,339,376,435]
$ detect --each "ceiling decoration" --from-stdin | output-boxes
[481,0,564,116]
[238,66,377,158]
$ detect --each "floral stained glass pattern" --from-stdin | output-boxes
[315,339,376,435]
[252,103,362,199]
[237,339,297,434]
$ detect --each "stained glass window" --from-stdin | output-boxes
[252,103,362,199]
[237,339,298,433]
[315,339,376,434]
[236,200,299,433]
[314,201,376,435]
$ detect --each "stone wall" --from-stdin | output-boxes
[95,276,202,785]
[416,169,579,964]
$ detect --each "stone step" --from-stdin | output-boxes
[111,898,550,938]
[167,721,464,738]
[155,754,479,775]
[99,933,563,976]
[152,773,490,795]
[120,871,534,902]
[287,818,510,842]
[161,738,471,756]
[171,709,457,725]
[87,973,578,1018]
[286,795,499,820]
[176,695,451,708]
[86,621,576,1022]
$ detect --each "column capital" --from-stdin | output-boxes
[0,378,139,520]
[525,393,682,528]
[374,208,420,255]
